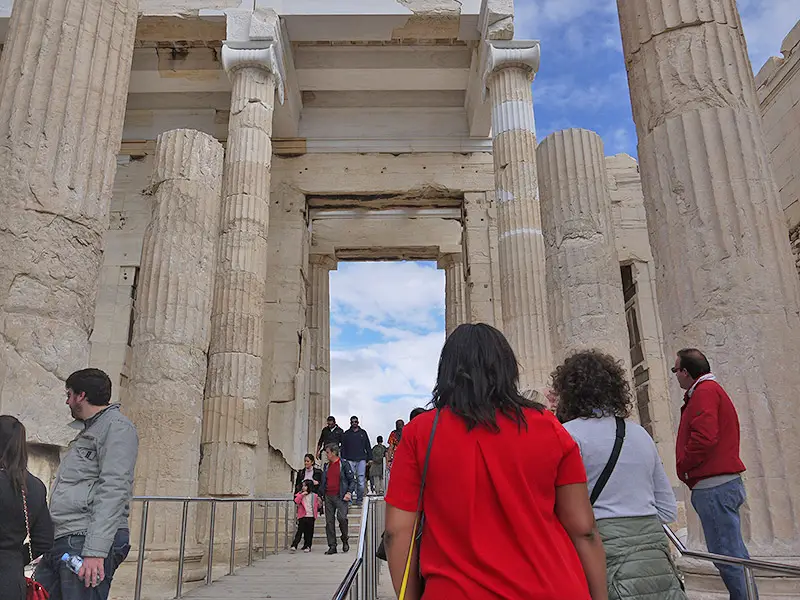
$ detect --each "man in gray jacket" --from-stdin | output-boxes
[34,368,139,599]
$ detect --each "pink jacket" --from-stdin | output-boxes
[294,492,321,519]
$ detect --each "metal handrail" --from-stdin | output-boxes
[131,495,294,600]
[332,495,386,600]
[662,524,800,599]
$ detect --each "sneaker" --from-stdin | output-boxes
[342,541,350,553]
[303,548,311,553]
[324,547,337,555]
[290,547,297,553]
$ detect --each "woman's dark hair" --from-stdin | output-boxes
[432,323,543,432]
[302,479,314,493]
[304,453,315,463]
[0,415,29,493]
[552,350,631,423]
[409,407,427,421]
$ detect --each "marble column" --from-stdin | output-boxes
[485,41,552,390]
[126,130,223,547]
[200,44,280,497]
[307,255,336,453]
[438,254,468,337]
[538,128,629,366]
[618,0,800,572]
[0,0,139,444]
[463,192,503,327]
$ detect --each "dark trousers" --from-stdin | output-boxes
[291,517,315,549]
[324,495,349,550]
[34,528,130,600]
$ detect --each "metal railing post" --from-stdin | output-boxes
[744,567,757,600]
[262,502,268,559]
[175,500,189,598]
[229,502,238,575]
[273,502,280,553]
[248,502,255,566]
[206,500,217,585]
[133,500,149,600]
[284,500,289,549]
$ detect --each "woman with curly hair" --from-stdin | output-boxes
[553,350,686,600]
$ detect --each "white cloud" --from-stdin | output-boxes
[329,262,445,443]
[738,0,799,71]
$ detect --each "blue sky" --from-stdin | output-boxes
[328,0,799,443]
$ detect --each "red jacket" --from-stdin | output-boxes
[676,379,746,488]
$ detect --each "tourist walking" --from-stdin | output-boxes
[340,416,371,505]
[294,454,323,494]
[0,416,54,600]
[673,349,753,600]
[316,416,344,464]
[370,436,387,494]
[35,369,139,600]
[385,419,404,490]
[384,323,607,600]
[320,444,355,554]
[291,480,321,553]
[554,350,686,600]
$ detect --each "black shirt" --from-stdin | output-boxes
[318,425,344,450]
[0,471,53,564]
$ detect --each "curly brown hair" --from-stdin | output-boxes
[551,350,632,423]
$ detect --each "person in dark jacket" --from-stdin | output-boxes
[294,454,324,494]
[316,416,344,464]
[0,416,54,600]
[319,444,356,555]
[340,415,371,505]
[674,349,752,600]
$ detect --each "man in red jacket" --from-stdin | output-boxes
[674,348,753,600]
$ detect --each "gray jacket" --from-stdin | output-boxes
[49,404,139,557]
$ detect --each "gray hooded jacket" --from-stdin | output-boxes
[49,404,138,557]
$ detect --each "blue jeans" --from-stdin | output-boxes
[347,459,367,503]
[691,478,757,600]
[34,529,131,600]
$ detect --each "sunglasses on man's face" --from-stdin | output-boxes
[671,367,683,373]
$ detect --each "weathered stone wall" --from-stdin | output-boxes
[756,20,800,280]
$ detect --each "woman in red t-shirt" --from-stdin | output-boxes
[384,324,607,600]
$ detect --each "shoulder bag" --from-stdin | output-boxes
[398,409,440,600]
[589,416,626,506]
[22,488,50,600]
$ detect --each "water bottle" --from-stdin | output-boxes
[61,552,83,575]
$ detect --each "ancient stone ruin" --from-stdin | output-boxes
[0,1,798,597]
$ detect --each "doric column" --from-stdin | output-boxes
[618,0,800,573]
[437,254,468,337]
[484,41,552,390]
[127,130,223,547]
[307,255,337,453]
[200,39,282,497]
[538,129,629,366]
[0,0,139,443]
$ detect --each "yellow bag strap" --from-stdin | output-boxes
[398,409,440,600]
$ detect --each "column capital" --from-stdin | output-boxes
[310,254,338,271]
[222,8,286,103]
[437,253,463,270]
[483,40,541,87]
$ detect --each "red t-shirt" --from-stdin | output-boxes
[326,460,341,496]
[385,407,591,600]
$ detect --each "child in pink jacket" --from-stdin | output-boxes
[291,480,321,552]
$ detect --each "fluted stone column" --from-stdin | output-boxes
[618,0,800,575]
[307,255,336,453]
[485,41,552,390]
[0,0,139,445]
[201,44,280,497]
[538,129,629,367]
[438,254,468,337]
[127,130,223,548]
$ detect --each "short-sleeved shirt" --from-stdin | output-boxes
[385,407,591,600]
